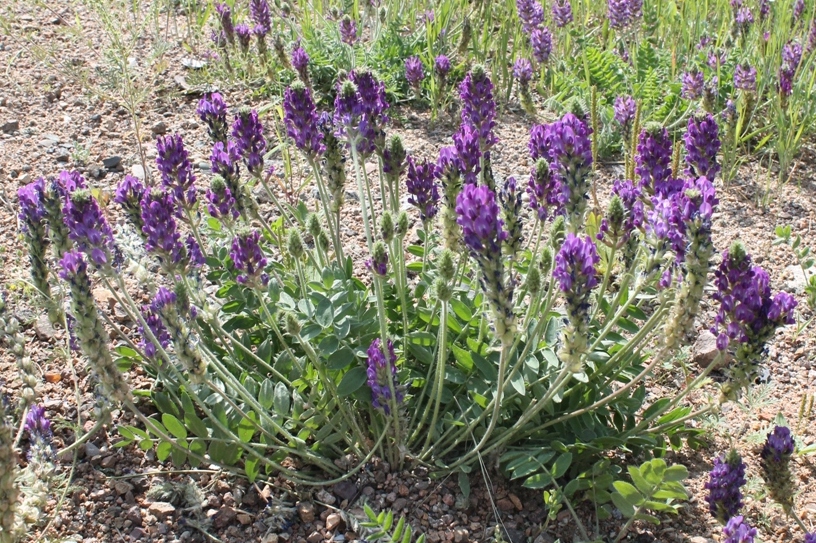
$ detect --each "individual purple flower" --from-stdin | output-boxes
[339,15,357,45]
[760,425,796,509]
[215,3,234,45]
[783,41,803,69]
[733,63,757,92]
[530,27,553,63]
[250,0,271,36]
[722,516,756,543]
[806,534,816,543]
[434,55,451,78]
[366,241,389,277]
[235,24,252,53]
[284,83,324,159]
[197,93,229,143]
[156,134,196,209]
[704,450,747,524]
[517,0,545,33]
[366,338,402,412]
[139,304,171,360]
[405,56,424,89]
[19,178,47,227]
[613,95,636,132]
[231,229,269,286]
[735,6,753,31]
[527,158,566,221]
[459,65,498,152]
[291,43,310,83]
[453,124,482,185]
[552,0,573,26]
[682,70,704,99]
[636,124,677,197]
[232,108,267,174]
[206,176,239,221]
[759,0,770,18]
[684,112,721,179]
[114,175,147,233]
[210,140,242,181]
[513,58,534,84]
[62,187,117,268]
[140,188,186,269]
[24,405,52,438]
[406,156,440,222]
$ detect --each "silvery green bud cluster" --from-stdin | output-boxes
[287,228,305,260]
[0,397,19,541]
[380,210,395,243]
[152,288,207,382]
[0,312,37,406]
[395,211,409,239]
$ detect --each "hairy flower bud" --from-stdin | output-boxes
[287,228,305,260]
[285,312,302,336]
[396,211,409,239]
[380,210,395,243]
[760,426,795,510]
[438,249,456,282]
[152,287,207,380]
[367,241,389,277]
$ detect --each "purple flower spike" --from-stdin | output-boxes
[405,56,424,89]
[456,184,507,256]
[250,0,271,36]
[156,134,197,209]
[530,27,553,63]
[284,83,324,159]
[552,0,573,26]
[733,64,757,92]
[704,451,747,524]
[613,95,636,132]
[207,177,239,221]
[141,188,186,269]
[735,7,753,31]
[339,15,358,45]
[215,3,234,45]
[516,0,545,33]
[231,229,269,286]
[232,108,267,175]
[24,405,52,438]
[291,43,310,83]
[682,70,705,99]
[554,233,599,294]
[115,175,147,232]
[58,249,87,281]
[459,65,498,153]
[197,92,229,143]
[794,0,805,22]
[366,338,402,413]
[513,58,534,85]
[406,156,440,222]
[453,124,482,185]
[527,158,566,221]
[62,187,117,268]
[56,170,88,195]
[235,24,252,52]
[684,112,721,180]
[783,41,803,69]
[608,0,630,28]
[808,22,816,53]
[635,124,677,197]
[434,55,451,78]
[18,178,47,227]
[760,425,796,508]
[210,140,242,181]
[611,179,644,235]
[139,304,171,360]
[722,516,756,543]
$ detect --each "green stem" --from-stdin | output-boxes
[419,302,449,455]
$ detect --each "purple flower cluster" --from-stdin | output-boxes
[235,24,252,52]
[366,338,402,412]
[459,66,498,153]
[62,187,117,268]
[250,0,271,37]
[215,3,234,45]
[735,6,754,31]
[516,0,545,33]
[24,405,52,438]
[527,158,566,221]
[434,55,451,78]
[114,175,147,232]
[552,0,573,26]
[453,124,482,185]
[456,184,507,256]
[760,425,795,509]
[231,229,269,286]
[140,188,187,268]
[406,156,440,222]
[139,304,171,360]
[682,70,705,99]
[18,177,47,228]
[499,177,524,255]
[284,83,324,159]
[794,0,805,22]
[207,177,239,220]
[779,41,803,98]
[366,242,389,277]
[610,179,644,237]
[156,134,197,209]
[232,108,267,174]
[608,0,642,29]
[210,140,242,181]
[733,64,757,92]
[339,15,357,45]
[291,43,310,83]
[684,113,721,180]
[513,58,534,85]
[806,534,816,543]
[530,27,553,63]
[333,71,390,158]
[704,451,746,524]
[554,233,599,295]
[613,95,636,132]
[197,93,229,143]
[405,56,424,89]
[635,124,678,197]
[722,516,756,543]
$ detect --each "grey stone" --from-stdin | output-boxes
[333,480,358,502]
[34,314,57,341]
[85,442,101,458]
[692,330,727,369]
[151,121,168,135]
[2,120,19,133]
[131,164,145,179]
[785,264,815,294]
[103,156,121,169]
[297,501,315,523]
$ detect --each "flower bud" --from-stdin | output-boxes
[395,211,409,238]
[287,228,305,260]
[438,249,455,281]
[458,17,472,55]
[380,210,395,243]
[434,277,453,302]
[527,264,541,295]
[285,312,302,336]
[317,231,330,251]
[367,241,389,276]
[540,246,553,274]
[550,215,566,249]
[607,195,625,234]
[306,213,322,240]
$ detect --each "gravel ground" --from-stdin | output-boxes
[1,2,815,543]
